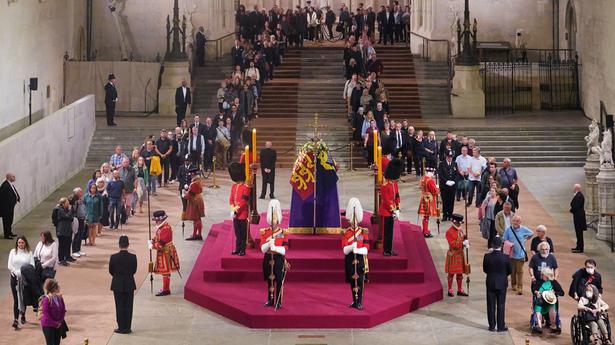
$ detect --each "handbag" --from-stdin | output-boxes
[59,320,69,338]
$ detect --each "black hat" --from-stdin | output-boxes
[241,128,253,149]
[492,236,502,248]
[451,213,464,223]
[188,167,200,175]
[119,235,129,248]
[108,73,116,80]
[381,137,395,156]
[228,162,246,183]
[152,210,168,221]
[384,159,403,180]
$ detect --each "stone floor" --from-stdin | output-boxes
[3,160,613,345]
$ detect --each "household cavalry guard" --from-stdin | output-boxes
[148,210,180,296]
[184,167,205,241]
[228,162,251,256]
[445,213,469,297]
[379,159,403,256]
[259,199,289,310]
[341,198,369,310]
[418,168,440,238]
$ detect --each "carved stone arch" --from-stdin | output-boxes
[565,0,577,50]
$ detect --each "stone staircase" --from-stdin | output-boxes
[192,57,232,116]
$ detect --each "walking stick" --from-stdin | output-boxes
[147,186,153,294]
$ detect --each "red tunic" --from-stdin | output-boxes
[184,179,205,220]
[379,180,400,217]
[445,225,465,274]
[341,227,370,251]
[153,222,180,275]
[229,183,251,220]
[260,227,289,252]
[418,175,440,217]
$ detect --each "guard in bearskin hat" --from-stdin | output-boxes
[379,159,402,256]
[228,162,251,256]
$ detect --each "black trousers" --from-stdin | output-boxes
[327,24,333,39]
[71,218,85,253]
[441,186,455,219]
[413,155,423,176]
[105,101,115,125]
[170,155,180,181]
[10,275,19,319]
[42,326,62,345]
[486,288,507,331]
[394,24,402,42]
[158,157,170,184]
[203,145,214,171]
[382,216,394,253]
[196,48,205,66]
[189,150,202,167]
[575,226,584,251]
[233,218,248,252]
[2,210,14,237]
[345,253,365,305]
[384,29,394,45]
[57,235,72,262]
[176,106,187,126]
[509,185,520,209]
[263,253,284,304]
[114,291,134,332]
[260,172,275,197]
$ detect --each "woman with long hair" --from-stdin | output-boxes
[40,279,66,345]
[135,157,149,213]
[34,231,58,282]
[84,183,103,246]
[8,236,34,329]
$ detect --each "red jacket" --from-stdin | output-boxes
[379,180,400,216]
[153,222,173,249]
[230,183,251,219]
[341,227,370,250]
[260,227,289,252]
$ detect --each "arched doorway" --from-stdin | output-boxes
[565,0,577,50]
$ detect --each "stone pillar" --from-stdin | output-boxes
[451,65,485,118]
[158,61,190,116]
[584,154,600,227]
[596,167,615,242]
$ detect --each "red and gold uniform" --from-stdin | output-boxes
[184,175,205,240]
[445,215,468,296]
[379,179,400,256]
[418,173,440,237]
[150,211,180,296]
[260,226,289,308]
[341,226,369,308]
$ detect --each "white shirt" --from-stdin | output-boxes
[182,86,187,98]
[34,241,58,270]
[455,154,471,176]
[7,248,34,277]
[503,212,512,229]
[468,155,487,181]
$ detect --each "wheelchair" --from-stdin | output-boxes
[571,310,612,345]
[530,295,562,334]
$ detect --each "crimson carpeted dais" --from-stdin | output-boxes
[184,210,443,328]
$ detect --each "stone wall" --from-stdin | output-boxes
[561,0,615,121]
[0,0,85,137]
[0,95,95,224]
[92,0,235,61]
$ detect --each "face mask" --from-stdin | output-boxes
[586,268,595,275]
[540,253,549,259]
[586,292,594,299]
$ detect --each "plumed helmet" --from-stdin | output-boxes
[384,158,403,180]
[381,137,395,156]
[228,162,246,183]
[266,199,283,225]
[346,198,363,225]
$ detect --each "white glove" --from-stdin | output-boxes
[230,211,235,219]
[272,245,286,256]
[147,240,153,250]
[353,247,368,255]
[463,239,469,248]
[352,242,358,249]
[446,180,455,186]
[343,244,354,255]
[184,184,189,190]
[393,210,400,219]
[260,242,271,254]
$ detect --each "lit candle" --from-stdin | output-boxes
[252,128,257,164]
[377,146,383,184]
[244,145,250,182]
[373,130,378,167]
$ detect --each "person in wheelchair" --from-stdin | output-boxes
[532,267,563,334]
[577,284,611,345]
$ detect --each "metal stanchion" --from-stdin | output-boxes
[346,143,356,172]
[209,157,220,189]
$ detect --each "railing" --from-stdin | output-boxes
[209,31,237,61]
[480,48,577,63]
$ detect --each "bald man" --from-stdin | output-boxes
[259,142,277,199]
[570,184,587,253]
[0,173,20,239]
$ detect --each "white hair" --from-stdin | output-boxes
[536,224,547,233]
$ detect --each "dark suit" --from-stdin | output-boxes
[104,82,118,125]
[109,250,137,332]
[231,45,244,68]
[385,11,395,44]
[483,250,511,331]
[189,122,207,138]
[202,125,217,171]
[438,160,458,220]
[366,11,376,36]
[570,192,587,251]
[175,86,191,126]
[177,162,195,213]
[376,10,387,43]
[260,147,277,198]
[0,180,19,238]
[195,31,206,66]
